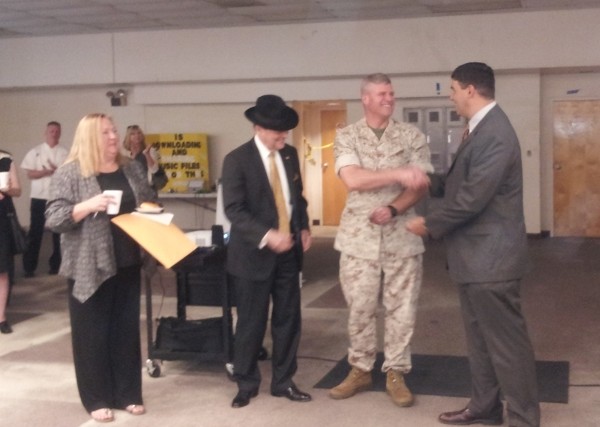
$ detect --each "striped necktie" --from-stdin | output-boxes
[269,152,290,234]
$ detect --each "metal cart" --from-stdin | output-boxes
[144,244,234,378]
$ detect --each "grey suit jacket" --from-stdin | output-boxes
[426,105,529,284]
[221,139,309,280]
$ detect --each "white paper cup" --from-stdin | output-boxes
[0,171,9,190]
[103,190,123,215]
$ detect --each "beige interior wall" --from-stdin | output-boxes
[2,9,600,88]
[0,79,544,232]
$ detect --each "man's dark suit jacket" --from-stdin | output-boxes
[221,139,309,279]
[426,105,529,284]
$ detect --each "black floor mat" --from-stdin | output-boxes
[315,353,569,403]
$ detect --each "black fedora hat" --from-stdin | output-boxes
[245,94,299,131]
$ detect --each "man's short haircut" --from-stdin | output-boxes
[47,121,61,128]
[451,62,495,99]
[361,73,392,95]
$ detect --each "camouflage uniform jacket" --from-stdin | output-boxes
[334,117,433,260]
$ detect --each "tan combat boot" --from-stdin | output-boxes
[329,367,372,399]
[386,370,414,407]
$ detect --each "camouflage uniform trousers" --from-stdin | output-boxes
[339,251,423,373]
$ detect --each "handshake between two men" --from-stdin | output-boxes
[367,165,431,228]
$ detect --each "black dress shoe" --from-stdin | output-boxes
[0,321,13,334]
[231,389,258,408]
[439,407,503,425]
[271,385,312,402]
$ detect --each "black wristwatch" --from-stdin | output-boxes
[387,205,398,217]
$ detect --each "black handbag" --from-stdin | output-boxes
[151,166,168,190]
[6,198,27,255]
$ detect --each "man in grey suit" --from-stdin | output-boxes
[406,62,540,427]
[222,95,312,409]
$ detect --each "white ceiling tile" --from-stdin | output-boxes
[0,10,31,24]
[228,3,331,17]
[114,0,214,12]
[159,14,255,26]
[0,16,58,29]
[33,6,116,18]
[0,0,91,10]
[0,0,594,38]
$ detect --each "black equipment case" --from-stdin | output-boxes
[144,237,234,378]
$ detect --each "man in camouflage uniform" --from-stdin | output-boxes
[330,73,432,407]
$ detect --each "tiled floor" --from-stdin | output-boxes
[1,232,599,426]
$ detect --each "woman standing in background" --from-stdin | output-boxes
[45,114,157,422]
[123,124,167,191]
[0,149,22,334]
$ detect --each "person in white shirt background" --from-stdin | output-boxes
[20,121,69,277]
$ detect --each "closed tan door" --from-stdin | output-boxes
[321,110,347,226]
[553,100,600,237]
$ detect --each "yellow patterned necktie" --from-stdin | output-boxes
[461,126,470,143]
[269,152,290,234]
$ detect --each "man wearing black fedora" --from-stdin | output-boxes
[222,94,312,408]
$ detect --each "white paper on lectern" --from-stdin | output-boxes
[185,230,213,247]
[215,182,231,233]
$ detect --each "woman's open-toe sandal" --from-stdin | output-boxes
[125,404,146,415]
[90,408,114,423]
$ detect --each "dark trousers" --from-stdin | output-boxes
[459,280,540,427]
[23,198,61,274]
[7,256,14,304]
[232,250,301,393]
[68,266,143,413]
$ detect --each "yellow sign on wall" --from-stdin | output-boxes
[146,133,209,193]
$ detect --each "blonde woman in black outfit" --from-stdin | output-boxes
[46,114,157,423]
